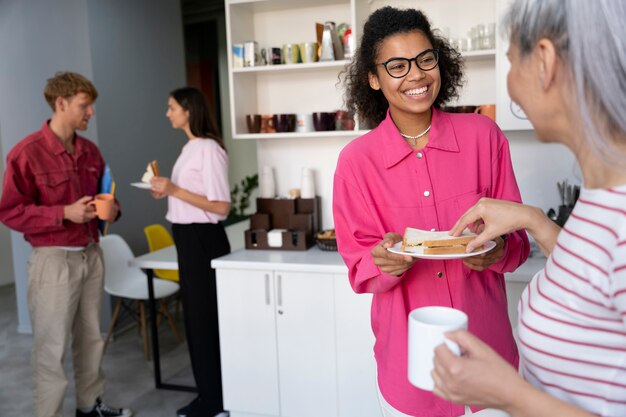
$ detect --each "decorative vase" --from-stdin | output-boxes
[260,166,276,199]
[300,168,315,199]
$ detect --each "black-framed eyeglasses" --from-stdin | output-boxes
[378,49,439,78]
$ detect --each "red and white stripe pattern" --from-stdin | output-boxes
[518,185,626,417]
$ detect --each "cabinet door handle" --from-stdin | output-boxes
[264,273,270,305]
[277,274,282,307]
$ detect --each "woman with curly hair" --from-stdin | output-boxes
[333,6,530,417]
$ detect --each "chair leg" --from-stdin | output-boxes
[103,298,123,353]
[136,300,142,336]
[139,301,150,361]
[175,293,182,320]
[159,299,183,343]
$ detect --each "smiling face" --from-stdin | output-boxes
[57,92,94,132]
[368,30,441,127]
[166,97,190,131]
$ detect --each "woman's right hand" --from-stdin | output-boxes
[371,232,416,276]
[450,198,532,251]
[449,198,559,255]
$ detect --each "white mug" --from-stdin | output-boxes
[295,113,314,132]
[407,306,467,391]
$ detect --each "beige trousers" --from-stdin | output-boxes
[27,245,106,417]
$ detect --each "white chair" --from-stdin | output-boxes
[100,234,182,360]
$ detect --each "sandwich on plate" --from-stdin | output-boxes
[141,160,160,184]
[401,227,483,255]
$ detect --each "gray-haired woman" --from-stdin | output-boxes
[432,1,626,416]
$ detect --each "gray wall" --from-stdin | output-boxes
[0,0,186,332]
[85,0,187,251]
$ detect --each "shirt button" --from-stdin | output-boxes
[423,190,431,197]
[430,228,437,232]
[437,271,444,278]
[416,152,423,159]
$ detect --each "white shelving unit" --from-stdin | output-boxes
[225,0,531,142]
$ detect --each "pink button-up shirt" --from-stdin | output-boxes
[166,138,230,224]
[333,108,529,416]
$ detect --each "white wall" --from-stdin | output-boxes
[0,0,186,332]
[256,130,579,230]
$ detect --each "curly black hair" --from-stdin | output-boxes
[342,6,464,128]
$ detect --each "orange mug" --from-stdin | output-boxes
[89,193,114,220]
[475,104,496,122]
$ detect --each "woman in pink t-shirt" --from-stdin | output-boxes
[150,86,231,417]
[333,7,529,417]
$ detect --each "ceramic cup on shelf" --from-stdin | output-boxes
[246,114,262,133]
[282,43,300,65]
[273,114,297,133]
[260,114,276,133]
[299,42,319,63]
[260,166,276,199]
[475,104,496,121]
[295,113,314,133]
[408,306,467,391]
[300,168,315,199]
[312,112,335,131]
[335,110,355,131]
[262,47,282,65]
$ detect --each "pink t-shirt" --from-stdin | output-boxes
[333,108,529,416]
[166,138,230,224]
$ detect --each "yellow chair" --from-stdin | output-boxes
[144,224,179,282]
[144,224,182,319]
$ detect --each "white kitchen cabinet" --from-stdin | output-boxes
[216,268,338,417]
[334,274,381,417]
[225,0,531,139]
[217,268,280,416]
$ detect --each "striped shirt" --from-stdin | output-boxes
[518,184,626,417]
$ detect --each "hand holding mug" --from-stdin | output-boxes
[432,329,525,411]
[88,193,117,221]
[408,306,467,391]
[64,196,98,223]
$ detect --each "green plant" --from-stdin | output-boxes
[229,174,259,218]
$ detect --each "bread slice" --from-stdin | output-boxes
[401,227,477,253]
[421,236,474,248]
[423,244,484,255]
[150,160,160,177]
[141,160,160,183]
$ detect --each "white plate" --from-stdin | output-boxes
[387,240,496,260]
[130,182,152,190]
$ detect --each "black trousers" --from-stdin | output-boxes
[172,222,230,415]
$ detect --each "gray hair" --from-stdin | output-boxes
[503,0,626,168]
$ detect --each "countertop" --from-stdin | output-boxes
[212,246,347,273]
[211,247,546,283]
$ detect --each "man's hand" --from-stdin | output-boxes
[63,196,97,223]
